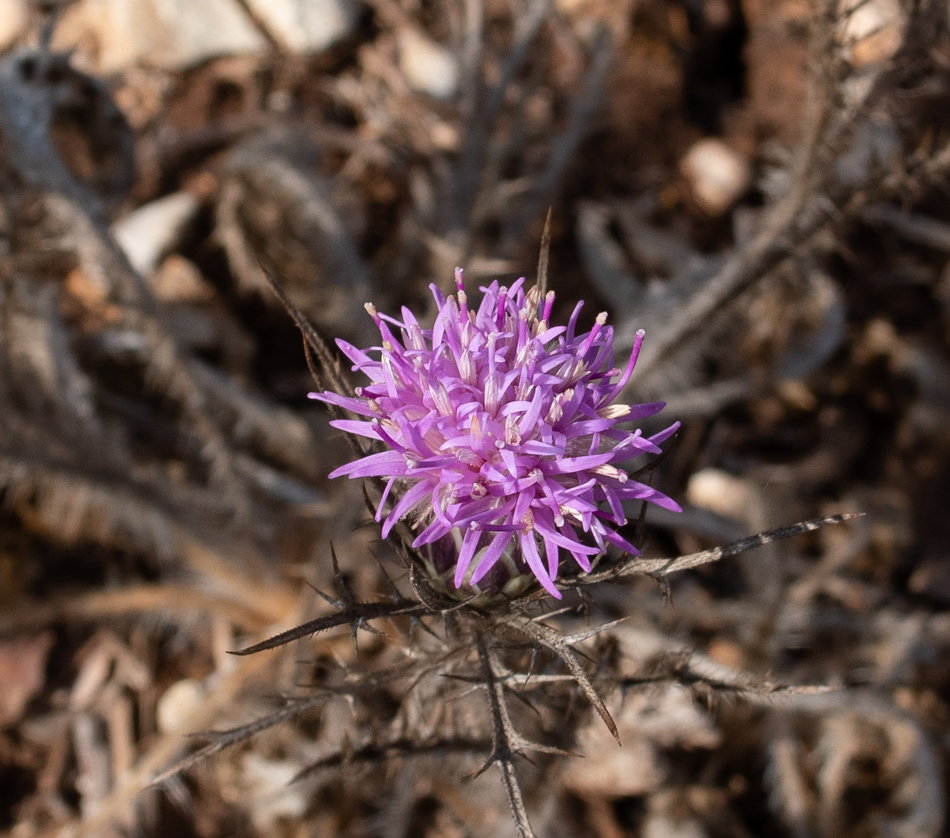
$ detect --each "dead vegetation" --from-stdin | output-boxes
[1,1,949,837]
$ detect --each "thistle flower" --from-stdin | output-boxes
[312,270,680,599]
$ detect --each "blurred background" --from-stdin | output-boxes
[0,0,949,836]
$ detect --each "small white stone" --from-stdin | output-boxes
[644,810,708,838]
[398,29,459,100]
[680,138,751,216]
[243,0,356,54]
[686,468,752,520]
[241,754,309,830]
[150,255,215,304]
[0,0,28,51]
[156,678,205,734]
[842,0,904,67]
[54,0,267,72]
[112,191,199,276]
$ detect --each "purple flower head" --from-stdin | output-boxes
[311,269,680,599]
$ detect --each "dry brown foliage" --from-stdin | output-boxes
[1,1,949,837]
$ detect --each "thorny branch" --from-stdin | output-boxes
[567,513,862,587]
[230,598,427,656]
[474,631,537,838]
[500,614,622,745]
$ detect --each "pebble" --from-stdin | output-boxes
[150,255,215,304]
[0,0,28,51]
[842,0,904,66]
[53,0,267,72]
[244,0,357,54]
[240,754,310,831]
[680,138,751,216]
[686,468,753,521]
[156,678,205,734]
[112,191,199,276]
[398,29,459,100]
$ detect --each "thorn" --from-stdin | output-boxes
[330,544,355,607]
[536,208,552,301]
[369,548,404,601]
[469,755,495,780]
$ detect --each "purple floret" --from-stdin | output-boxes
[311,269,680,598]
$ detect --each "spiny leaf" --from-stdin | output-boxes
[150,695,327,786]
[621,652,836,707]
[503,614,619,745]
[567,514,862,588]
[292,736,492,782]
[230,599,426,656]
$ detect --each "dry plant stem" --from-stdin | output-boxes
[0,423,296,613]
[567,513,861,586]
[260,273,401,535]
[293,736,494,781]
[635,181,830,382]
[0,585,275,635]
[149,694,330,787]
[637,2,950,391]
[453,0,552,241]
[459,0,485,124]
[862,204,950,252]
[768,714,815,838]
[501,24,615,250]
[0,51,249,510]
[175,540,297,619]
[231,597,427,656]
[620,651,834,706]
[475,631,537,838]
[220,138,374,327]
[37,631,295,838]
[231,536,430,657]
[631,0,857,383]
[501,614,621,743]
[174,647,484,785]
